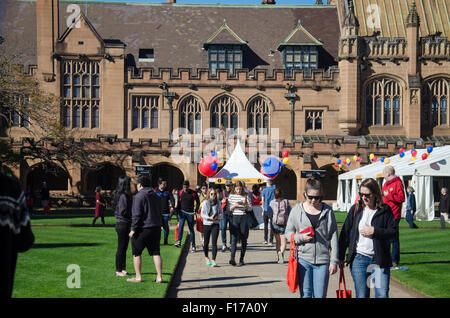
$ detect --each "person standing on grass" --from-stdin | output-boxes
[338,178,397,298]
[113,176,132,277]
[382,165,405,267]
[439,187,449,229]
[175,180,200,252]
[155,177,174,245]
[285,177,338,298]
[219,181,233,252]
[0,171,35,299]
[228,181,252,267]
[405,186,419,229]
[261,179,276,246]
[201,188,223,267]
[270,188,291,264]
[40,181,50,212]
[128,174,162,283]
[93,186,106,226]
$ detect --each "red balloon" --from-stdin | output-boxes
[411,150,417,157]
[373,156,378,162]
[399,148,405,153]
[422,153,428,160]
[199,157,217,177]
[282,151,289,158]
[334,162,339,167]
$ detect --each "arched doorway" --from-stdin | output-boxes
[26,162,70,192]
[84,163,125,193]
[273,166,297,200]
[151,163,184,191]
[320,164,339,200]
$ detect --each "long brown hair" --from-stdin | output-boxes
[232,180,248,205]
[359,178,383,210]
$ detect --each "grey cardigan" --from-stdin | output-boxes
[285,202,339,265]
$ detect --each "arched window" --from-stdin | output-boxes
[365,78,402,126]
[82,107,89,127]
[179,96,201,134]
[424,78,449,127]
[248,96,270,134]
[211,96,238,130]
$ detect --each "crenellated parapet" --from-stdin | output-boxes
[420,36,450,63]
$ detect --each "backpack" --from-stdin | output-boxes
[272,199,290,225]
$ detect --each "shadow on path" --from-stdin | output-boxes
[32,243,102,248]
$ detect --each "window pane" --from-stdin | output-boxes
[151,108,158,128]
[73,86,80,98]
[315,117,322,130]
[210,53,217,61]
[73,75,80,85]
[310,54,317,63]
[227,52,233,62]
[92,75,99,86]
[132,108,140,129]
[294,54,301,62]
[256,114,261,134]
[366,96,373,126]
[188,113,194,133]
[82,75,90,85]
[82,87,90,98]
[393,97,400,125]
[92,107,99,128]
[12,111,20,126]
[384,99,391,125]
[248,113,254,129]
[440,98,447,125]
[221,114,228,128]
[92,87,99,98]
[195,113,201,134]
[231,113,238,129]
[64,86,71,98]
[73,107,80,127]
[375,98,382,125]
[142,108,149,128]
[234,53,241,62]
[64,75,71,84]
[218,52,225,61]
[286,54,293,62]
[63,107,70,127]
[211,113,219,128]
[82,107,89,127]
[210,63,217,75]
[306,117,313,131]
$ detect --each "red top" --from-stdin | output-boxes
[95,192,104,217]
[382,176,405,220]
[252,194,262,206]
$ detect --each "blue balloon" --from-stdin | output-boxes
[427,146,433,153]
[262,157,281,176]
[211,151,217,157]
[211,162,218,171]
[399,152,405,158]
[337,159,342,164]
[381,157,385,163]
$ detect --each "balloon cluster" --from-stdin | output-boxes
[260,151,290,179]
[198,151,220,177]
[334,155,362,169]
[421,146,433,160]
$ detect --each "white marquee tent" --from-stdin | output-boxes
[333,145,450,221]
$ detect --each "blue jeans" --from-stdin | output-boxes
[220,214,233,246]
[405,210,418,228]
[177,210,196,248]
[263,213,274,243]
[297,258,329,298]
[162,214,170,244]
[350,253,390,298]
[390,218,401,264]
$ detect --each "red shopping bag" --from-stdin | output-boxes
[336,266,352,298]
[287,233,299,293]
[44,204,50,214]
[174,222,179,242]
[196,214,203,233]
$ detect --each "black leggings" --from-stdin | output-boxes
[115,222,131,272]
[230,214,249,262]
[203,223,220,260]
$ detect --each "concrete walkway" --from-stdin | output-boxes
[168,228,426,298]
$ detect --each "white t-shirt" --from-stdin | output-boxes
[356,207,377,257]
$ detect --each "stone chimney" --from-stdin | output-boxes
[262,0,275,4]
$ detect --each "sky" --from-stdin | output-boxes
[88,0,319,5]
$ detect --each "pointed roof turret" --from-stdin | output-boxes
[406,1,420,27]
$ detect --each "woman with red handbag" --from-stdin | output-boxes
[338,178,397,298]
[285,178,339,298]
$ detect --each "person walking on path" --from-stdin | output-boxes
[285,177,338,298]
[219,181,233,252]
[127,174,163,283]
[382,165,405,267]
[155,177,174,245]
[113,176,132,277]
[176,180,200,252]
[228,181,253,266]
[0,172,35,299]
[439,187,449,229]
[93,186,106,226]
[201,188,223,267]
[339,178,397,298]
[261,179,276,245]
[270,188,291,264]
[252,184,262,206]
[198,183,208,248]
[405,186,419,229]
[40,181,50,213]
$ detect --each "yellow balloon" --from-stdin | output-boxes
[410,157,416,162]
[282,157,290,165]
[339,164,343,168]
[353,155,357,162]
[385,158,390,164]
[369,153,374,160]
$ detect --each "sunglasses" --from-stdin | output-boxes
[359,192,373,198]
[305,194,322,201]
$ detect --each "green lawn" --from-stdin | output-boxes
[12,208,184,298]
[335,211,450,298]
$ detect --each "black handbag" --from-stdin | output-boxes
[246,209,259,229]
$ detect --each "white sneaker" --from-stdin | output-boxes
[278,252,284,264]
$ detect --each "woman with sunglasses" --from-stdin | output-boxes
[285,178,339,298]
[201,188,223,267]
[338,178,397,298]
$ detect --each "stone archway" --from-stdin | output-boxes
[84,163,126,194]
[26,162,70,192]
[151,163,185,191]
[273,166,297,200]
[320,164,339,200]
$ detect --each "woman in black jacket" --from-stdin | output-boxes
[338,178,397,298]
[113,176,132,277]
[439,187,449,229]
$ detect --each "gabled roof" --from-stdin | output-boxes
[203,19,247,49]
[58,9,104,45]
[277,19,323,51]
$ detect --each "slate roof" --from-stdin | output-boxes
[0,0,340,72]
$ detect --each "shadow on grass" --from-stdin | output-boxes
[70,224,116,228]
[401,260,450,265]
[32,243,103,248]
[176,280,282,291]
[401,251,440,255]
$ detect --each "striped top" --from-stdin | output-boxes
[228,193,252,216]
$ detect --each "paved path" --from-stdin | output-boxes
[168,228,426,298]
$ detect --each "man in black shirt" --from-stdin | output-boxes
[155,177,173,245]
[175,180,200,252]
[128,175,162,283]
